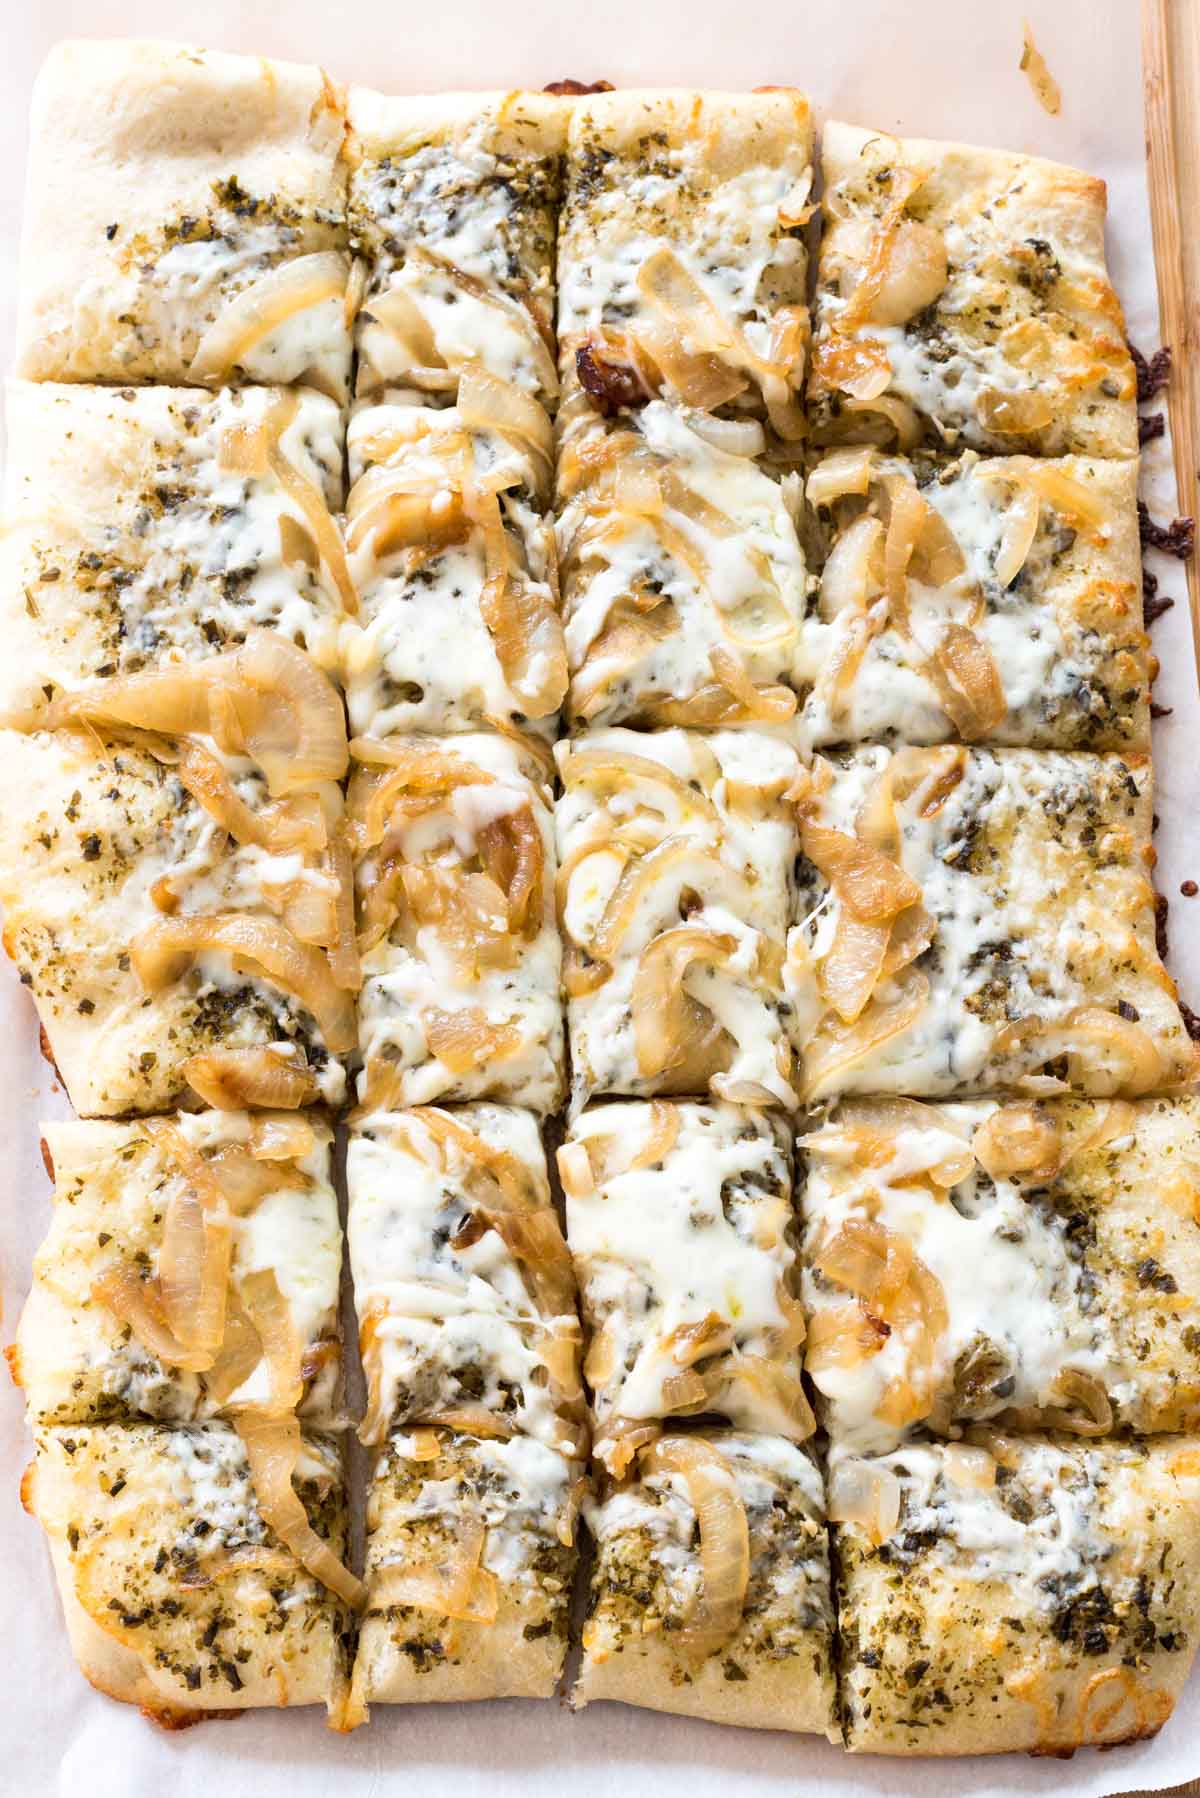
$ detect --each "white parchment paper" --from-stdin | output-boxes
[1,1,1197,1793]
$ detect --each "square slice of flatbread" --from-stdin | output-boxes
[347,1102,583,1455]
[351,733,564,1113]
[809,121,1137,457]
[15,1110,341,1429]
[347,1426,580,1719]
[575,1430,837,1736]
[24,1421,352,1724]
[833,1435,1200,1755]
[17,40,353,396]
[798,447,1148,751]
[559,1102,809,1473]
[788,745,1195,1101]
[800,1093,1200,1452]
[555,728,801,1110]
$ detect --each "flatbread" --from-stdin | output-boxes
[17,40,353,396]
[556,402,809,730]
[347,1427,579,1720]
[341,395,563,738]
[15,1111,341,1429]
[0,728,350,1116]
[347,1103,582,1454]
[575,1430,837,1736]
[348,88,566,404]
[352,733,564,1113]
[800,1094,1200,1452]
[25,1421,351,1723]
[560,1102,808,1471]
[558,89,812,432]
[834,1434,1200,1755]
[0,379,348,715]
[798,448,1149,751]
[788,745,1196,1100]
[810,121,1137,457]
[555,727,801,1110]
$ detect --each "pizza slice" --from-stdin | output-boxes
[351,733,563,1113]
[575,1431,837,1736]
[24,1421,354,1724]
[0,380,351,716]
[558,89,812,439]
[341,391,564,739]
[346,1426,581,1720]
[800,1094,1200,1453]
[17,40,353,397]
[347,1103,583,1456]
[14,1110,341,1430]
[0,641,358,1116]
[558,1102,810,1474]
[809,122,1137,457]
[555,728,800,1110]
[798,447,1148,751]
[832,1434,1200,1755]
[787,746,1195,1102]
[347,89,566,405]
[556,400,808,730]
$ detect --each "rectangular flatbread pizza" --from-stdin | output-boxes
[14,1110,341,1430]
[24,1421,354,1724]
[347,1426,581,1721]
[347,88,566,406]
[800,1094,1200,1453]
[798,446,1149,751]
[347,1102,583,1456]
[0,656,357,1116]
[559,1102,810,1473]
[575,1430,837,1736]
[340,391,564,738]
[17,40,354,397]
[555,728,800,1110]
[350,732,563,1112]
[809,122,1138,457]
[555,400,808,730]
[787,745,1195,1101]
[832,1434,1200,1755]
[0,379,350,716]
[557,89,812,439]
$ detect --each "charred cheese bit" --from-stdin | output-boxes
[799,448,1149,752]
[348,89,566,405]
[557,400,807,730]
[17,42,353,396]
[24,1421,352,1722]
[16,1111,341,1429]
[800,1095,1200,1454]
[555,728,800,1111]
[0,726,351,1115]
[788,746,1195,1102]
[351,733,563,1113]
[563,1103,809,1471]
[1,381,348,716]
[341,391,563,739]
[833,1436,1200,1755]
[810,122,1137,457]
[347,1103,582,1455]
[347,1427,580,1720]
[558,89,813,438]
[576,1431,836,1737]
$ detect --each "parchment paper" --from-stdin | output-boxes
[1,2,1196,1793]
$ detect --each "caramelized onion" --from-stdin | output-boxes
[184,1047,316,1111]
[188,252,349,389]
[369,1516,498,1624]
[131,913,357,1052]
[993,485,1041,588]
[235,1410,366,1607]
[800,972,929,1102]
[828,1456,901,1544]
[972,1103,1062,1182]
[632,927,735,1083]
[423,1007,523,1073]
[977,387,1055,438]
[643,1437,749,1663]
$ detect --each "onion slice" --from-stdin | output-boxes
[184,1047,316,1111]
[188,252,349,388]
[235,1409,366,1608]
[642,1437,750,1664]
